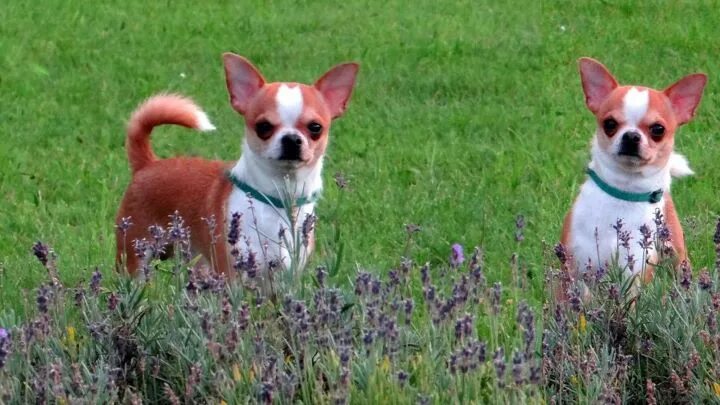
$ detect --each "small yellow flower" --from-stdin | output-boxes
[249,363,257,382]
[411,354,423,368]
[329,349,340,368]
[380,356,391,373]
[578,313,587,334]
[712,381,720,397]
[220,401,227,405]
[66,326,76,346]
[570,375,579,385]
[232,364,242,382]
[506,299,513,305]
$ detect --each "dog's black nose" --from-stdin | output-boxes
[622,131,642,144]
[618,131,641,157]
[279,133,303,160]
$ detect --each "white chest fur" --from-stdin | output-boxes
[226,188,315,271]
[569,179,661,275]
[225,142,323,274]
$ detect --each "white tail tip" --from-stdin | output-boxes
[669,152,694,177]
[196,111,216,132]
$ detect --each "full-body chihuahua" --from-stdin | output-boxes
[561,58,706,281]
[115,54,359,275]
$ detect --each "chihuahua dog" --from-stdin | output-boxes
[116,53,359,276]
[561,57,706,281]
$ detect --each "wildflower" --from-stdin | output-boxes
[0,327,10,369]
[512,351,525,385]
[554,243,568,264]
[712,382,720,397]
[578,313,587,333]
[493,347,506,387]
[404,299,414,324]
[315,266,327,288]
[397,370,409,387]
[32,241,50,266]
[227,212,242,246]
[679,260,692,290]
[66,326,76,346]
[116,216,133,233]
[638,224,653,251]
[74,287,85,307]
[36,284,52,313]
[163,383,181,405]
[454,314,473,342]
[107,292,119,311]
[301,214,317,247]
[698,269,713,291]
[645,379,657,405]
[450,243,465,268]
[89,269,102,296]
[420,263,431,286]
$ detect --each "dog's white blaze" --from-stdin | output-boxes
[276,84,303,127]
[623,87,649,127]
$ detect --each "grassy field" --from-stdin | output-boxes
[1,0,719,314]
[3,0,720,402]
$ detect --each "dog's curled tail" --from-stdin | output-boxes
[126,94,216,173]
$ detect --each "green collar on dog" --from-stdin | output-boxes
[225,171,321,209]
[586,168,663,204]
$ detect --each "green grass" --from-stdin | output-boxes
[1,0,719,313]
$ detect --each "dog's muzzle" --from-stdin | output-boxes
[618,131,641,157]
[279,133,303,161]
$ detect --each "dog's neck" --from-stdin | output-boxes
[588,137,672,194]
[229,138,324,200]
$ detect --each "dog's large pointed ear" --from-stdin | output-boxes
[578,57,618,113]
[314,62,359,119]
[664,73,707,125]
[223,53,266,114]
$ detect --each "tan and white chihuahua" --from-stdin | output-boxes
[561,57,706,281]
[116,53,359,275]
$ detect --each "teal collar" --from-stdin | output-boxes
[225,171,321,209]
[586,168,663,204]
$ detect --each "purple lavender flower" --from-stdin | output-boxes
[397,370,409,386]
[698,269,713,291]
[450,244,465,268]
[679,260,692,290]
[74,287,85,307]
[227,212,242,246]
[32,241,50,266]
[554,243,568,265]
[36,284,52,313]
[638,224,653,251]
[108,292,119,311]
[0,328,10,369]
[301,213,317,247]
[512,350,525,385]
[404,299,414,325]
[315,266,327,288]
[116,216,133,234]
[89,269,102,296]
[420,263,431,286]
[493,347,506,387]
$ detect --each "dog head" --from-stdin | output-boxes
[579,57,706,174]
[223,53,358,170]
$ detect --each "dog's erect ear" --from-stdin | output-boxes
[223,53,266,114]
[664,73,707,125]
[314,62,359,119]
[578,57,618,114]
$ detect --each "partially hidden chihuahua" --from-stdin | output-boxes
[116,53,359,276]
[561,57,706,281]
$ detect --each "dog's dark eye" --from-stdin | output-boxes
[603,118,619,137]
[307,121,323,140]
[649,123,665,140]
[254,120,274,140]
